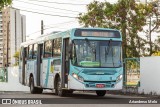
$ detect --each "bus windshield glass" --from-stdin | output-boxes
[71,40,122,68]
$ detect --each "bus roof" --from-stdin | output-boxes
[21,27,121,47]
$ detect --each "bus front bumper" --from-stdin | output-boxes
[68,75,123,91]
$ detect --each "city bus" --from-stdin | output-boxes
[19,28,123,96]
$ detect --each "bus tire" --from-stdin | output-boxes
[66,90,73,94]
[30,77,37,94]
[55,77,65,96]
[37,88,43,94]
[96,90,106,97]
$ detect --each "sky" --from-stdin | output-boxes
[12,0,118,40]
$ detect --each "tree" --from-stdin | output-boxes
[78,0,158,58]
[13,51,19,66]
[79,1,105,27]
[0,0,12,10]
[144,0,160,55]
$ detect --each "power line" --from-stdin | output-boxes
[18,9,77,18]
[13,6,78,16]
[24,0,88,5]
[27,21,77,36]
[44,20,77,28]
[14,0,83,13]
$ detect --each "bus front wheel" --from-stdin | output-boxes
[96,90,106,97]
[37,88,43,94]
[55,77,65,96]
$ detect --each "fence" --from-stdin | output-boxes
[0,67,8,82]
[0,67,29,91]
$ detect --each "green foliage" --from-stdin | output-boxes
[0,0,12,10]
[78,0,160,58]
[79,1,105,27]
[13,51,19,66]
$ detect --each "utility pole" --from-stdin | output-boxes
[41,20,44,35]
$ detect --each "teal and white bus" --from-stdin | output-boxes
[19,28,123,96]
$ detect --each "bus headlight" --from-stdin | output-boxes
[116,74,123,82]
[72,73,84,82]
[72,73,78,79]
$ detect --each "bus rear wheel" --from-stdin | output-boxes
[66,90,73,94]
[37,88,43,94]
[30,77,43,94]
[30,77,36,94]
[96,90,106,97]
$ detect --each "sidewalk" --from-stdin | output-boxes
[0,67,29,91]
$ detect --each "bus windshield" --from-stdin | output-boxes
[71,40,122,68]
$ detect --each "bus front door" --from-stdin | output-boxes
[62,38,69,88]
[37,44,43,86]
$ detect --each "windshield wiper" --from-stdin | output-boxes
[105,39,115,67]
[105,39,112,62]
[85,38,96,54]
[84,38,96,60]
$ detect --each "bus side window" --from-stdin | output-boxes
[28,45,33,59]
[53,59,61,71]
[44,40,52,58]
[33,44,37,59]
[53,38,62,57]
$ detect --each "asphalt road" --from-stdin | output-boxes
[0,91,159,107]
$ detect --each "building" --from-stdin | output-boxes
[1,7,26,67]
[0,12,3,67]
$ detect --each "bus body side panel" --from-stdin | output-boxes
[47,59,54,89]
[26,60,37,86]
[41,59,47,88]
[41,58,61,89]
[41,58,53,88]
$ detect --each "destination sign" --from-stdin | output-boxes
[75,29,120,38]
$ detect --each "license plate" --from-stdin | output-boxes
[96,84,105,88]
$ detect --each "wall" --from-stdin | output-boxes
[138,56,160,95]
[0,67,29,91]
